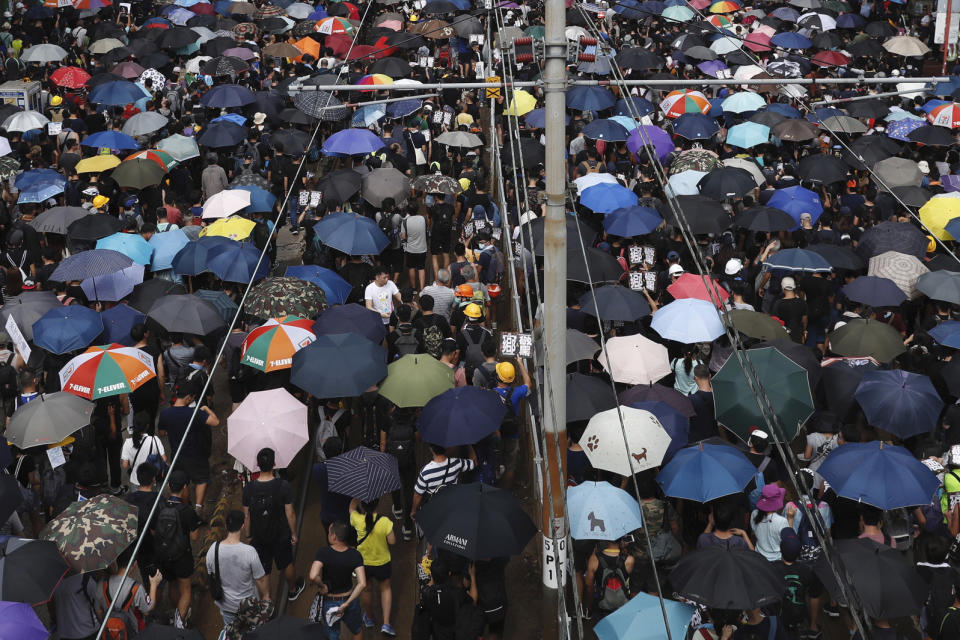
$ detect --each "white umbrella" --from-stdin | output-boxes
[710,36,742,55]
[0,137,11,157]
[565,26,589,41]
[190,27,217,44]
[597,334,671,385]
[185,56,212,74]
[666,170,708,196]
[868,251,929,298]
[285,2,314,18]
[88,38,125,55]
[581,407,673,476]
[883,35,931,57]
[158,134,200,161]
[574,172,619,194]
[722,158,765,186]
[2,111,49,133]
[20,44,68,63]
[202,189,251,219]
[435,131,483,148]
[228,388,308,471]
[121,111,168,137]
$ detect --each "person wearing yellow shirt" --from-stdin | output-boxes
[349,498,397,637]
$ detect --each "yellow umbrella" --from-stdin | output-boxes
[200,215,256,241]
[75,155,120,173]
[503,90,537,117]
[919,195,960,240]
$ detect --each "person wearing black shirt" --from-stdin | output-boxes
[124,462,161,583]
[155,470,201,629]
[157,380,219,514]
[689,365,718,442]
[774,529,823,638]
[310,522,367,640]
[772,277,808,344]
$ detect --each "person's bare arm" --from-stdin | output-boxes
[255,574,270,600]
[242,506,251,539]
[285,503,297,545]
[201,407,219,427]
[340,566,366,611]
[517,359,531,388]
[309,560,324,588]
[466,564,478,604]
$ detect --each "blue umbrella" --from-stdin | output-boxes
[627,401,688,462]
[17,181,64,204]
[96,232,154,266]
[327,446,401,502]
[314,212,389,256]
[817,442,940,510]
[582,119,631,141]
[81,130,140,151]
[770,32,812,49]
[854,369,944,439]
[580,183,639,213]
[194,289,239,323]
[0,601,49,640]
[616,97,655,117]
[33,306,104,355]
[765,102,802,118]
[211,113,247,126]
[767,185,823,225]
[567,481,644,541]
[672,113,719,140]
[89,80,150,106]
[15,169,65,190]
[806,107,846,123]
[842,275,908,308]
[205,242,269,283]
[930,319,960,348]
[419,386,507,447]
[594,592,695,640]
[946,217,960,240]
[352,105,386,127]
[523,109,569,128]
[386,99,422,119]
[81,263,145,301]
[602,205,662,237]
[651,298,725,343]
[666,170,708,196]
[762,247,833,272]
[148,228,190,271]
[886,118,926,141]
[291,332,388,398]
[566,86,617,111]
[656,442,757,502]
[321,128,386,156]
[921,99,950,113]
[721,91,767,114]
[609,116,640,132]
[197,121,247,148]
[285,265,353,306]
[932,76,960,97]
[313,303,386,345]
[234,185,277,214]
[726,121,770,148]
[171,236,235,276]
[98,304,145,346]
[199,84,255,108]
[50,249,134,281]
[836,13,865,28]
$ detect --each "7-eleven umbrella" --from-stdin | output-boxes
[59,344,156,400]
[659,90,710,118]
[241,316,316,372]
[228,388,308,471]
[581,407,673,476]
[928,103,960,129]
[315,17,353,34]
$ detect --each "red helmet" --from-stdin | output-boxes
[487,283,501,298]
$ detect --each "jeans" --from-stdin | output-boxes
[322,596,362,639]
[391,454,416,531]
[288,199,299,231]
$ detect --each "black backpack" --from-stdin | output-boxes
[498,390,518,438]
[154,501,188,561]
[473,361,498,389]
[393,325,419,359]
[386,414,416,465]
[0,352,17,399]
[249,482,283,542]
[460,327,487,384]
[252,220,272,251]
[927,567,959,636]
[779,567,807,627]
[378,213,400,249]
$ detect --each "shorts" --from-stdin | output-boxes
[228,378,247,404]
[381,248,402,273]
[176,457,210,485]
[159,552,194,581]
[321,595,362,639]
[405,251,427,270]
[253,536,293,573]
[365,562,392,581]
[573,538,595,573]
[502,437,520,473]
[430,229,452,254]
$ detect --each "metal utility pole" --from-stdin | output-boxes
[540,0,569,596]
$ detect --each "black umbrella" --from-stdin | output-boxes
[278,108,317,126]
[891,185,932,208]
[848,38,885,58]
[754,339,822,389]
[749,110,787,127]
[127,279,187,313]
[616,47,664,69]
[908,125,955,146]
[929,253,960,272]
[865,20,897,37]
[812,31,842,48]
[618,382,695,417]
[515,138,545,169]
[67,214,123,242]
[814,538,926,619]
[845,99,890,120]
[137,625,204,640]
[317,169,363,204]
[821,356,879,419]
[579,285,652,321]
[733,205,796,232]
[566,247,624,285]
[292,91,348,121]
[369,57,412,77]
[857,221,928,260]
[670,545,784,609]
[526,216,596,256]
[422,0,460,14]
[798,153,849,183]
[248,90,285,121]
[202,54,248,75]
[156,26,199,50]
[260,16,291,33]
[416,483,537,560]
[139,52,171,70]
[0,475,21,529]
[147,295,227,335]
[697,167,757,200]
[772,119,819,141]
[271,128,311,155]
[567,373,618,422]
[92,21,126,39]
[100,46,134,65]
[244,616,326,640]
[938,358,960,397]
[127,38,159,59]
[661,195,730,235]
[0,537,70,605]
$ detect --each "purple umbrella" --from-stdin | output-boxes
[0,601,47,640]
[697,60,728,77]
[626,125,674,161]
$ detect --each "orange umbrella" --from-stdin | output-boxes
[293,37,321,61]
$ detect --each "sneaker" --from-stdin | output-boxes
[363,613,375,628]
[291,228,299,235]
[801,628,822,640]
[392,505,403,520]
[402,525,413,541]
[823,603,841,618]
[173,609,185,629]
[381,623,397,636]
[287,577,306,601]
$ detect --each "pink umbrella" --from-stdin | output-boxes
[744,32,772,52]
[223,47,256,60]
[227,388,308,471]
[689,0,711,8]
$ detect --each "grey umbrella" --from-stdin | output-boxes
[873,156,923,188]
[452,14,483,36]
[6,392,94,448]
[20,44,68,63]
[146,294,226,335]
[293,91,348,121]
[435,130,483,148]
[0,291,61,340]
[362,168,409,207]
[916,270,960,305]
[121,111,168,137]
[537,329,601,366]
[29,206,88,234]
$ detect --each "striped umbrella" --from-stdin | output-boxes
[315,17,353,35]
[241,316,316,372]
[659,90,711,119]
[59,344,157,400]
[928,102,960,129]
[327,446,402,502]
[123,149,178,171]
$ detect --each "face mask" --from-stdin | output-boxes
[425,195,435,206]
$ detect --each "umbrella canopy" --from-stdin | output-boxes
[822,357,881,420]
[126,279,186,313]
[0,601,47,640]
[204,238,269,282]
[667,273,730,308]
[581,407,672,476]
[764,247,833,272]
[713,347,815,442]
[362,168,409,207]
[202,189,251,219]
[578,285,651,322]
[0,538,69,605]
[597,334,671,385]
[314,211,389,255]
[379,354,454,407]
[240,316,315,372]
[327,446,402,502]
[818,442,939,510]
[657,441,757,502]
[567,372,619,422]
[284,265,353,306]
[0,292,61,340]
[245,276,327,321]
[148,229,190,272]
[313,303,386,344]
[51,249,134,282]
[419,386,506,447]
[59,344,156,400]
[415,483,537,560]
[290,333,387,399]
[594,592,695,640]
[96,232,154,266]
[6,392,93,448]
[916,270,960,304]
[567,481,644,541]
[827,318,906,362]
[98,304,145,346]
[868,251,929,297]
[228,388,308,470]
[40,494,138,575]
[29,206,88,235]
[841,275,908,308]
[68,215,124,242]
[651,298,725,343]
[33,306,104,355]
[671,545,784,609]
[725,309,789,341]
[854,369,943,439]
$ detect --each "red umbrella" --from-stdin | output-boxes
[50,66,91,89]
[325,34,355,57]
[744,32,772,52]
[189,2,214,14]
[811,50,850,67]
[667,273,730,308]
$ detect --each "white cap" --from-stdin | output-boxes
[781,276,796,290]
[668,263,685,276]
[918,160,930,174]
[724,258,743,275]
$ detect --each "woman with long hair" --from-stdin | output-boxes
[348,498,397,636]
[120,411,167,491]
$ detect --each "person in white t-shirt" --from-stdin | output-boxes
[121,414,167,490]
[364,266,402,326]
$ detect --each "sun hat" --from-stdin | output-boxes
[756,484,786,513]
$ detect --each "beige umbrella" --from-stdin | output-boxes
[598,334,671,385]
[868,251,930,298]
[722,157,765,186]
[88,38,125,55]
[820,115,868,134]
[262,42,303,58]
[882,35,930,57]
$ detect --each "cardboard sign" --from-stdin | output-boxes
[5,315,30,363]
[500,332,533,358]
[47,446,66,469]
[47,121,62,135]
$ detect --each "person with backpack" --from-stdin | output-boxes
[934,570,960,640]
[456,304,492,384]
[375,198,404,284]
[732,608,789,640]
[470,337,499,389]
[752,485,792,561]
[414,294,452,359]
[206,510,270,629]
[309,521,367,640]
[120,412,167,491]
[349,498,397,636]
[420,557,480,640]
[161,333,194,394]
[242,447,306,603]
[124,462,161,584]
[152,470,201,629]
[583,538,635,619]
[96,548,163,640]
[492,360,530,490]
[52,572,101,640]
[381,406,418,541]
[774,529,823,640]
[387,305,420,360]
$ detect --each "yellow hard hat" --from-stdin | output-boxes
[50,95,62,107]
[927,235,937,253]
[458,178,471,191]
[464,302,483,319]
[92,195,109,209]
[496,361,515,383]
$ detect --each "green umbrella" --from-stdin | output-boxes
[157,133,200,161]
[379,354,454,408]
[827,318,906,363]
[111,158,166,189]
[40,494,138,573]
[725,309,789,341]
[712,347,814,443]
[524,25,545,38]
[244,276,328,321]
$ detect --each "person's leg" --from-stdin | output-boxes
[322,599,344,640]
[342,598,364,640]
[360,577,375,627]
[176,577,191,626]
[379,576,392,627]
[288,199,299,234]
[194,482,207,512]
[417,267,426,291]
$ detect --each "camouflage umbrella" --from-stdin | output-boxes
[231,171,271,190]
[669,148,723,174]
[411,173,461,195]
[40,494,138,573]
[244,276,328,321]
[0,156,20,179]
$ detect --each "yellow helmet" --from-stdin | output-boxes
[458,178,471,192]
[92,195,110,209]
[50,95,62,107]
[495,361,515,383]
[927,235,937,253]
[464,303,483,319]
